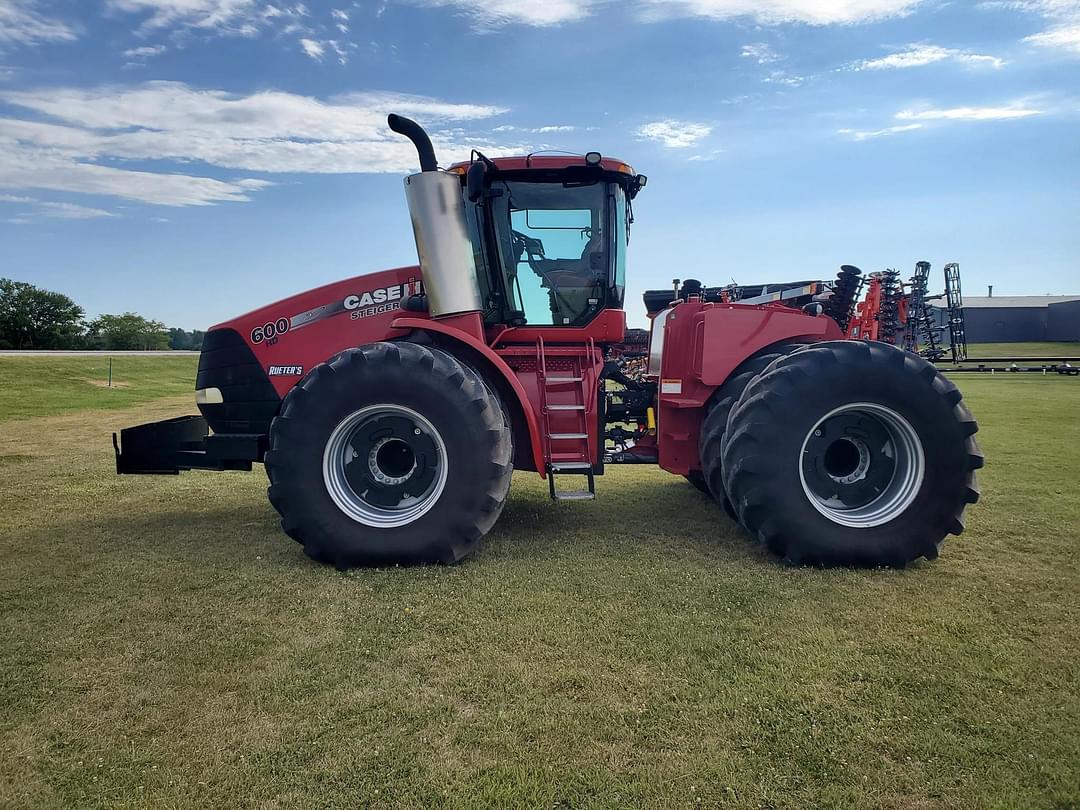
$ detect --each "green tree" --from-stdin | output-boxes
[167,327,206,351]
[0,278,86,349]
[88,312,170,350]
[168,327,188,350]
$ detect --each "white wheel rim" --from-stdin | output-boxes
[322,404,448,528]
[798,402,925,528]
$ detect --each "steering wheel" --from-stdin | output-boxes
[511,230,545,262]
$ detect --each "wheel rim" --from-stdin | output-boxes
[798,402,925,528]
[322,404,448,528]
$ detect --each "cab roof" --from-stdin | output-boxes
[446,154,635,176]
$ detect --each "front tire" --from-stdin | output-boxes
[265,342,513,568]
[722,341,983,567]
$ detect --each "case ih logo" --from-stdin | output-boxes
[268,365,304,376]
[344,280,422,320]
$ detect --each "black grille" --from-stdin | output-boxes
[196,328,280,435]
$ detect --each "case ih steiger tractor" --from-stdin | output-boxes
[114,115,983,569]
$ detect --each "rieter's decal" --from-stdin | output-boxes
[345,280,423,320]
[268,365,304,376]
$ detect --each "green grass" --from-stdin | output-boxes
[0,356,198,421]
[0,369,1078,808]
[965,341,1079,359]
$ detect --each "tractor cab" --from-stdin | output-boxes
[448,155,646,330]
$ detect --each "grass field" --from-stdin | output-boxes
[964,342,1079,359]
[1,357,1078,809]
[0,356,198,421]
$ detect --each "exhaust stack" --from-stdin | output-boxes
[389,114,483,318]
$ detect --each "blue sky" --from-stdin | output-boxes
[1,0,1078,329]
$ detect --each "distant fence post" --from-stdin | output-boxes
[108,358,113,388]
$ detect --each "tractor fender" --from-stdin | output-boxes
[695,305,844,387]
[391,316,547,478]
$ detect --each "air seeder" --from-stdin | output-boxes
[115,115,983,569]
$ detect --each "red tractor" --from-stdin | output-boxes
[114,115,983,569]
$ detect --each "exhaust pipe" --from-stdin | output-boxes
[388,112,483,318]
[388,114,438,173]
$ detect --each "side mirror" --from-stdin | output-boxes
[466,161,486,203]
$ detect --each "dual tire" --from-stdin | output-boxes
[264,342,512,569]
[701,340,983,567]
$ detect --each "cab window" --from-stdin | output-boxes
[492,181,609,326]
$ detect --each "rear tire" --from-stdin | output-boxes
[265,342,512,568]
[685,471,710,494]
[699,342,808,519]
[722,340,982,567]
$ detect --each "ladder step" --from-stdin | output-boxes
[550,461,592,472]
[550,433,588,440]
[553,490,595,501]
[548,404,585,411]
[545,376,583,385]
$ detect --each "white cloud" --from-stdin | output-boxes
[636,119,712,148]
[0,140,270,206]
[0,0,77,47]
[407,0,598,27]
[105,0,321,54]
[687,148,726,161]
[764,69,805,86]
[838,123,923,140]
[299,37,324,58]
[36,200,118,219]
[638,0,927,25]
[413,0,928,26]
[299,37,349,63]
[496,124,576,133]
[896,103,1042,120]
[839,99,1045,141]
[1024,23,1080,52]
[0,193,116,219]
[105,0,260,32]
[741,42,781,63]
[854,43,1005,70]
[123,44,167,58]
[1008,1,1080,54]
[0,82,513,206]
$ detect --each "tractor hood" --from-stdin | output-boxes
[208,265,426,397]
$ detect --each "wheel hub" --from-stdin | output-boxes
[323,405,447,527]
[799,403,924,528]
[368,437,417,486]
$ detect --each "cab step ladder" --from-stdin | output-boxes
[537,337,596,501]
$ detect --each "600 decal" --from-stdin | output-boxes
[251,317,290,344]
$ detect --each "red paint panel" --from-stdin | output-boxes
[654,301,843,475]
[391,318,550,478]
[212,265,424,397]
[447,155,634,174]
[493,309,626,345]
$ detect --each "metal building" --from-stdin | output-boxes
[958,295,1080,343]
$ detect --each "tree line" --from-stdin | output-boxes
[0,278,203,351]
